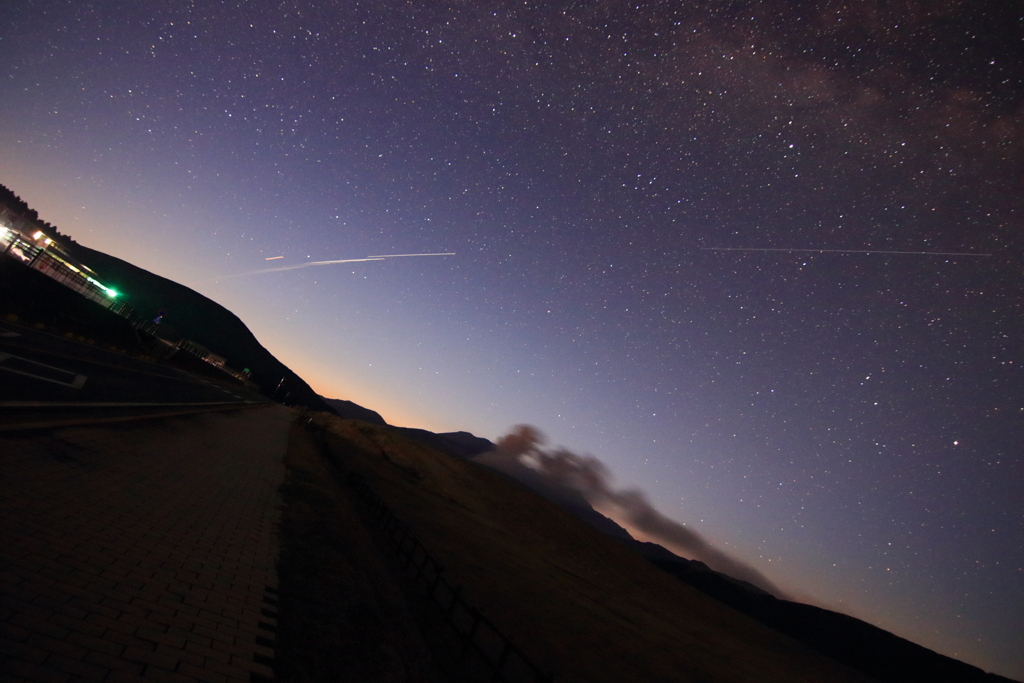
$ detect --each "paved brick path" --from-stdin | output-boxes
[0,406,292,683]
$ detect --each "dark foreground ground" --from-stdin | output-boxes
[2,404,877,683]
[0,407,288,683]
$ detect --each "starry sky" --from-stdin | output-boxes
[1,1,1021,677]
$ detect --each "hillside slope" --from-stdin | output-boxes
[472,442,1016,683]
[309,413,876,683]
[65,244,333,413]
[1,183,331,412]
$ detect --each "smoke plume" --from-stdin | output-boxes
[495,425,784,596]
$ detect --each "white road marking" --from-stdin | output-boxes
[0,352,88,389]
[0,400,258,408]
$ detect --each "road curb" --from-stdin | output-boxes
[0,401,276,432]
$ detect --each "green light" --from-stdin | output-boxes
[106,289,119,298]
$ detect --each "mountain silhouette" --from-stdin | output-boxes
[470,448,1017,683]
[320,394,497,461]
[320,397,388,425]
[60,243,334,413]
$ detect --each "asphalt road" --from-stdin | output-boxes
[0,319,272,428]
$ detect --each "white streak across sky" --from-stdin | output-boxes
[701,247,992,257]
[368,252,457,258]
[222,252,455,278]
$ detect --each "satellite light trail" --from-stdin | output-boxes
[220,252,454,279]
[700,247,991,257]
[306,258,386,265]
[367,252,457,258]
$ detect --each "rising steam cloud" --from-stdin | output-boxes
[495,425,784,596]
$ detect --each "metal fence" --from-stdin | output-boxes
[348,474,554,683]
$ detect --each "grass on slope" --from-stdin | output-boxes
[274,417,446,682]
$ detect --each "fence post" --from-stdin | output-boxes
[402,537,418,569]
[492,641,510,682]
[414,550,429,582]
[447,585,463,618]
[429,563,444,598]
[462,609,482,656]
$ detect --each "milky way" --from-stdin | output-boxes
[0,1,1021,677]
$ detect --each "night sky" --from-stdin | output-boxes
[1,1,1021,677]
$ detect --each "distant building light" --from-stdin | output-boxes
[83,275,118,297]
[32,231,43,240]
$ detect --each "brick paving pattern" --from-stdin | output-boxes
[0,406,292,683]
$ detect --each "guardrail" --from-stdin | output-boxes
[347,474,554,683]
